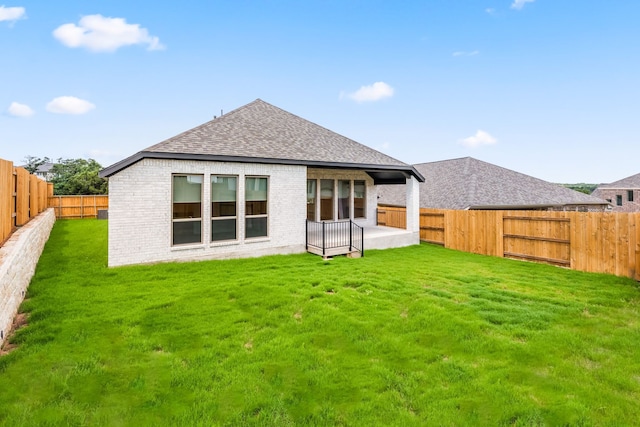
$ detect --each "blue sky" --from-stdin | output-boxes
[1,0,638,183]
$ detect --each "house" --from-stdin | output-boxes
[592,173,640,212]
[100,99,424,267]
[34,162,56,181]
[377,157,610,211]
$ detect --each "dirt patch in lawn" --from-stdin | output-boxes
[0,312,29,356]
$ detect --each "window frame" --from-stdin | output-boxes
[320,179,334,221]
[616,195,623,206]
[628,190,634,202]
[211,175,238,242]
[171,174,203,246]
[245,176,269,239]
[307,179,317,221]
[337,180,351,220]
[353,180,366,219]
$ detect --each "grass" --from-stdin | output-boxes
[0,220,639,426]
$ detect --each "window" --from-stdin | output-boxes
[320,179,334,221]
[211,175,237,241]
[616,195,623,206]
[338,180,350,219]
[245,177,268,238]
[307,179,317,221]
[172,175,202,245]
[628,190,634,202]
[354,180,366,218]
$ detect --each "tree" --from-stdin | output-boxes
[561,183,597,195]
[22,155,51,174]
[50,158,108,195]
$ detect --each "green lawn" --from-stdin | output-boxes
[1,220,639,426]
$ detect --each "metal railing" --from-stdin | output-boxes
[305,219,364,257]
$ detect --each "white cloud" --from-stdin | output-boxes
[452,50,479,57]
[511,0,535,10]
[459,130,498,148]
[0,5,25,22]
[485,8,497,15]
[53,14,164,52]
[46,96,95,115]
[8,102,34,117]
[344,82,395,103]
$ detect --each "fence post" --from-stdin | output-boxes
[322,221,326,257]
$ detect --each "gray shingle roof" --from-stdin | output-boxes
[593,172,640,190]
[101,99,421,180]
[378,157,610,209]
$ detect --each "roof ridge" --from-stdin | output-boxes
[101,99,423,180]
[413,156,473,167]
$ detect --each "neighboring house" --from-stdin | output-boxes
[34,162,56,181]
[18,162,56,181]
[100,99,424,267]
[592,173,640,212]
[378,157,610,211]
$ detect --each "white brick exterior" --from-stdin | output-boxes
[108,159,307,266]
[0,208,55,346]
[108,160,413,267]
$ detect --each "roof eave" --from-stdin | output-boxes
[99,151,425,182]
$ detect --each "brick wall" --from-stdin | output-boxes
[0,208,55,347]
[108,159,308,267]
[592,188,640,212]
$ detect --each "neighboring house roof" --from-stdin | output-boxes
[35,162,55,175]
[592,173,640,191]
[378,157,610,210]
[100,99,423,183]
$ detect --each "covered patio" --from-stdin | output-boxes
[305,219,416,258]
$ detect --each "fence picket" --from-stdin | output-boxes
[378,206,640,281]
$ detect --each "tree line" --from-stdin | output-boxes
[23,156,108,195]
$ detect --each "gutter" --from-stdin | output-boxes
[99,151,425,182]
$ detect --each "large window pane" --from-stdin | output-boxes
[173,175,202,245]
[245,177,268,238]
[354,180,366,218]
[320,179,334,221]
[173,221,202,245]
[212,218,237,241]
[173,175,202,219]
[246,217,268,238]
[307,179,317,221]
[211,175,237,242]
[338,180,350,219]
[211,176,237,216]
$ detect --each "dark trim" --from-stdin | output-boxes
[99,151,425,182]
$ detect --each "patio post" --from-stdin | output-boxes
[406,176,420,238]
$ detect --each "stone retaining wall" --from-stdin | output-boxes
[0,209,55,347]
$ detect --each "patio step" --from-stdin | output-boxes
[307,246,361,259]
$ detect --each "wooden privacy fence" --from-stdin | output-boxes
[378,206,640,281]
[48,195,109,219]
[377,206,406,229]
[0,158,51,245]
